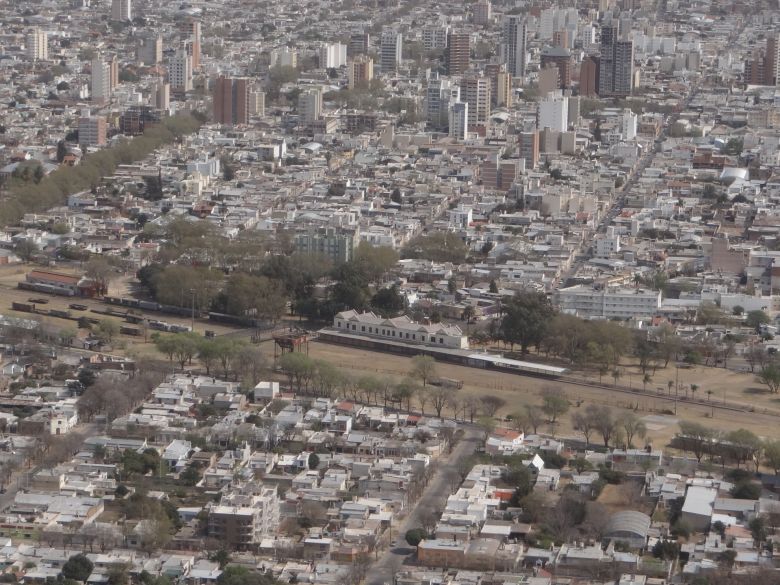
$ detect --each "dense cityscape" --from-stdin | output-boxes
[0,0,779,583]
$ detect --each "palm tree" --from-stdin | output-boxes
[667,380,674,396]
[691,384,699,401]
[643,373,652,392]
[612,369,622,387]
[706,389,714,401]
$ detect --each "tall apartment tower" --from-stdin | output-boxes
[26,28,48,61]
[485,63,512,107]
[598,22,634,96]
[91,57,111,103]
[108,54,119,91]
[518,130,539,170]
[348,56,374,89]
[137,33,162,66]
[297,88,322,123]
[169,50,193,92]
[110,0,132,21]
[580,55,599,96]
[319,43,348,68]
[474,0,492,26]
[462,74,491,132]
[380,29,403,74]
[448,102,469,141]
[446,32,471,76]
[151,79,170,110]
[248,90,265,117]
[425,76,459,130]
[181,19,201,69]
[349,32,370,56]
[501,16,527,78]
[213,76,249,126]
[540,46,572,89]
[78,110,107,147]
[766,34,780,86]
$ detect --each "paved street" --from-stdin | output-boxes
[365,426,482,585]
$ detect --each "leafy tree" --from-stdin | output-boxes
[677,421,714,462]
[489,280,499,294]
[62,554,94,581]
[410,355,437,386]
[308,453,319,470]
[278,352,315,393]
[540,387,569,423]
[586,404,617,448]
[618,413,647,448]
[14,240,39,262]
[763,439,780,474]
[217,566,280,585]
[500,291,554,353]
[371,285,405,316]
[652,539,679,560]
[95,319,119,344]
[757,364,780,394]
[731,482,761,500]
[401,231,468,263]
[746,310,771,332]
[56,140,68,163]
[405,528,427,546]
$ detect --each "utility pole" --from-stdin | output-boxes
[190,288,196,332]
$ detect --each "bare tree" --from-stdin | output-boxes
[526,404,544,434]
[480,395,506,417]
[430,387,453,418]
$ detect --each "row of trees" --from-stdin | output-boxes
[676,421,780,473]
[153,333,265,386]
[0,114,202,227]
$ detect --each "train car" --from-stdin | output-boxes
[48,309,72,319]
[120,326,142,336]
[69,304,88,311]
[138,300,160,311]
[11,302,34,313]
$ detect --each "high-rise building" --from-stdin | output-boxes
[613,39,635,96]
[598,22,634,96]
[151,79,170,110]
[319,43,347,69]
[538,92,569,132]
[580,55,599,96]
[213,76,249,126]
[349,32,370,56]
[538,65,560,95]
[110,0,131,21]
[425,76,459,130]
[169,50,193,92]
[249,90,265,117]
[540,46,572,89]
[501,16,527,78]
[137,33,162,66]
[474,0,492,26]
[348,56,374,89]
[422,26,449,51]
[108,54,119,91]
[518,130,539,170]
[448,102,469,140]
[462,74,491,132]
[446,32,470,76]
[182,19,201,69]
[91,57,111,103]
[208,484,280,551]
[744,34,780,86]
[78,111,107,146]
[297,88,322,123]
[25,28,48,61]
[270,47,297,68]
[486,63,512,108]
[380,30,403,74]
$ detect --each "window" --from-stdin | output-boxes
[440,338,444,344]
[361,326,365,332]
[421,336,425,341]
